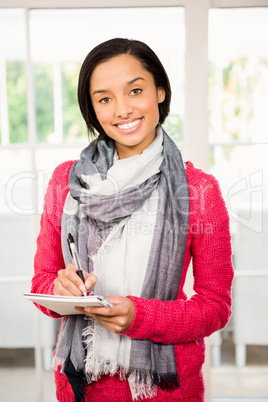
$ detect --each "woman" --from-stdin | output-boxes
[32,38,233,402]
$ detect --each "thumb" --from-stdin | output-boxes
[84,273,98,293]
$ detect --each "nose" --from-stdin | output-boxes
[115,97,133,119]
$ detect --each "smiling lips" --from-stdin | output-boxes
[115,118,143,134]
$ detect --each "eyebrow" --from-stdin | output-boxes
[92,76,145,96]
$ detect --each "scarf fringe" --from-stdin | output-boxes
[83,317,119,381]
[157,373,180,390]
[127,370,157,400]
[82,318,158,400]
[126,369,180,399]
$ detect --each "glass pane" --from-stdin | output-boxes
[35,147,84,173]
[0,146,58,398]
[209,9,268,399]
[30,8,185,144]
[34,147,87,213]
[34,62,54,143]
[62,61,85,142]
[209,8,268,144]
[210,143,268,399]
[210,143,268,221]
[0,149,33,214]
[0,9,28,144]
[6,61,28,143]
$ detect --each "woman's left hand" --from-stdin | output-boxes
[74,296,135,333]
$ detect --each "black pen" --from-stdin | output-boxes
[67,233,87,296]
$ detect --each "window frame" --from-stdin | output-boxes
[1,2,268,402]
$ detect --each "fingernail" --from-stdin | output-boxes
[79,284,87,296]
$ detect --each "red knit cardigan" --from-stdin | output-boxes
[31,160,234,402]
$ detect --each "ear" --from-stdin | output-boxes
[157,87,166,104]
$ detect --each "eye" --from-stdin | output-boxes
[99,97,111,104]
[130,88,142,96]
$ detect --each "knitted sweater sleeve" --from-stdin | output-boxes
[123,163,234,344]
[31,161,74,318]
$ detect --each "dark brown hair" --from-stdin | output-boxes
[78,38,171,140]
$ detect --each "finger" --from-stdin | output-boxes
[83,297,129,316]
[73,307,112,324]
[54,278,75,296]
[57,267,86,296]
[66,273,86,296]
[74,309,123,333]
[103,295,125,305]
[74,304,117,322]
[73,307,130,333]
[74,306,87,314]
[84,305,129,326]
[84,273,98,293]
[75,298,135,333]
[66,265,97,296]
[90,314,129,333]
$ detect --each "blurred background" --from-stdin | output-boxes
[0,1,267,401]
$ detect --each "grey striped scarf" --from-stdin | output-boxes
[53,127,189,401]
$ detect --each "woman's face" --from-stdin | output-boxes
[90,54,165,159]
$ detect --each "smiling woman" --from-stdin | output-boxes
[31,37,233,402]
[89,54,165,158]
[78,38,171,146]
[1,4,267,402]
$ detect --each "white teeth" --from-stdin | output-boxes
[117,119,141,130]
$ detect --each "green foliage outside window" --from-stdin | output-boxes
[3,60,183,145]
[61,61,87,141]
[210,57,268,144]
[164,113,184,144]
[6,57,267,147]
[34,62,54,143]
[6,61,28,143]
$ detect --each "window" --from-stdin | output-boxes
[0,9,28,145]
[209,8,268,198]
[29,8,185,146]
[0,9,30,213]
[0,7,185,214]
[1,3,268,401]
[209,7,268,400]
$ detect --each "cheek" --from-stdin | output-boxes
[147,98,160,121]
[94,105,112,125]
[140,96,159,116]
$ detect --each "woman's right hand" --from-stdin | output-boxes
[53,264,98,296]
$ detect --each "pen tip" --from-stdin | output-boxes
[68,233,74,243]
